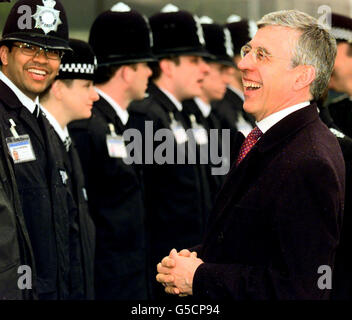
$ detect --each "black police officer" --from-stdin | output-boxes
[0,0,83,300]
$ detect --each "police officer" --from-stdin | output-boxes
[0,0,36,301]
[128,4,212,300]
[69,2,154,300]
[327,13,352,137]
[0,0,79,299]
[212,15,256,135]
[321,12,352,300]
[182,17,235,199]
[39,39,98,299]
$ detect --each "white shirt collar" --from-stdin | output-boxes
[194,97,211,118]
[228,85,244,101]
[159,88,183,111]
[40,105,70,143]
[95,87,129,125]
[0,70,39,114]
[256,101,310,134]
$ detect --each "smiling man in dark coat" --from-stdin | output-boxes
[156,9,345,300]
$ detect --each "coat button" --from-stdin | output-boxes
[217,232,224,243]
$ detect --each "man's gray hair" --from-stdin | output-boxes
[257,10,336,101]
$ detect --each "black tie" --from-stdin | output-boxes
[34,104,41,118]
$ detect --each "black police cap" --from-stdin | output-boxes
[89,2,155,67]
[57,39,96,81]
[200,17,235,67]
[0,0,70,51]
[149,4,211,58]
[226,15,257,55]
[331,13,352,42]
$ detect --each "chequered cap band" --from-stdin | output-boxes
[331,27,352,41]
[60,63,95,74]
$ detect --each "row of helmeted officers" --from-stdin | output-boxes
[0,0,254,300]
[0,0,351,300]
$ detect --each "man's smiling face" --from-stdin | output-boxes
[0,42,61,100]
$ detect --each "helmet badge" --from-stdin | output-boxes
[32,0,62,34]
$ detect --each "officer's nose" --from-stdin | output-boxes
[91,87,99,102]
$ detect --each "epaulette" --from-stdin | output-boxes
[330,127,346,139]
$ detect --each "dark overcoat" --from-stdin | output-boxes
[192,104,345,300]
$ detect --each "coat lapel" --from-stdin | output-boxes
[205,103,320,238]
[95,95,126,133]
[0,80,45,148]
[18,107,46,148]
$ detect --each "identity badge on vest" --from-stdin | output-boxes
[169,112,188,144]
[106,123,127,158]
[6,119,36,164]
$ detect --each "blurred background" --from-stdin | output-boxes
[1,0,352,40]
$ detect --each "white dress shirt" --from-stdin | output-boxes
[194,97,211,118]
[0,70,39,114]
[159,87,183,111]
[256,101,310,134]
[95,87,129,125]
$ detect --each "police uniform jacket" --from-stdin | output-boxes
[191,104,345,300]
[318,105,352,300]
[0,130,36,300]
[46,123,96,300]
[69,95,148,300]
[182,99,226,202]
[128,83,212,292]
[328,95,352,137]
[0,79,75,300]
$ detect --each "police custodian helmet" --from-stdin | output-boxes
[0,0,71,50]
[200,16,235,67]
[149,4,211,58]
[89,2,155,67]
[226,15,258,55]
[330,12,352,42]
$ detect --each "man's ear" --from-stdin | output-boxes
[159,59,174,78]
[0,46,10,66]
[293,65,316,91]
[51,80,63,100]
[121,65,136,83]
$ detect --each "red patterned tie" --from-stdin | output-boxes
[236,126,263,166]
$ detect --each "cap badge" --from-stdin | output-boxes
[32,0,62,35]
